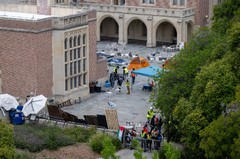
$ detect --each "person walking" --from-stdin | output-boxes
[110,71,115,89]
[126,78,130,94]
[123,67,129,80]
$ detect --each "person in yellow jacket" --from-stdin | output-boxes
[126,78,130,94]
[123,67,129,80]
[140,130,147,151]
[147,107,154,123]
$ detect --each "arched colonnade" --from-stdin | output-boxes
[97,12,195,47]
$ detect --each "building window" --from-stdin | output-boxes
[65,51,67,62]
[64,32,87,91]
[74,77,77,88]
[83,59,86,72]
[74,61,76,74]
[78,35,81,46]
[83,73,86,85]
[70,78,73,89]
[83,34,86,45]
[65,79,68,91]
[141,0,155,5]
[78,48,81,58]
[69,37,72,48]
[74,49,76,60]
[78,60,81,73]
[64,38,67,49]
[78,75,81,86]
[65,64,68,77]
[74,36,76,47]
[172,0,185,6]
[70,50,72,61]
[83,46,86,57]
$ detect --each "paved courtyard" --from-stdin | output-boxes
[62,41,179,127]
[62,41,180,158]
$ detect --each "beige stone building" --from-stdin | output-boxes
[62,0,224,47]
[0,0,108,103]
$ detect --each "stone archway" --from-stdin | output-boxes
[127,19,147,45]
[156,21,177,46]
[187,20,194,42]
[100,17,119,41]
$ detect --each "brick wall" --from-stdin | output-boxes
[0,23,53,98]
[37,0,51,15]
[0,19,52,31]
[187,0,209,27]
[87,9,107,82]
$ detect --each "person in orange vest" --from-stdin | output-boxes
[131,68,136,85]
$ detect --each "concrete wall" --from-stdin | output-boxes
[0,3,37,13]
[51,5,84,16]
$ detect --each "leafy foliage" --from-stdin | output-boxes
[101,137,121,159]
[190,58,238,122]
[211,0,240,34]
[88,132,121,154]
[63,126,96,142]
[162,140,181,159]
[199,110,240,159]
[13,122,75,152]
[133,147,147,159]
[0,119,16,159]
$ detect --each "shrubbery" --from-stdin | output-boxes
[0,119,16,159]
[13,122,75,152]
[88,132,121,153]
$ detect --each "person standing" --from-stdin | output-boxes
[123,67,129,80]
[131,68,136,85]
[147,107,154,124]
[113,66,119,79]
[110,71,115,89]
[117,75,123,92]
[126,78,130,94]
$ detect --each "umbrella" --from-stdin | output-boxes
[0,94,18,111]
[22,94,47,116]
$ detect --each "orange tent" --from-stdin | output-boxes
[161,59,173,70]
[127,56,150,70]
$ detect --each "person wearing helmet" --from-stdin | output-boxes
[147,107,154,124]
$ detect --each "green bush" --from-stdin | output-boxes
[13,123,75,152]
[101,137,121,159]
[63,126,96,142]
[0,119,16,159]
[89,132,121,153]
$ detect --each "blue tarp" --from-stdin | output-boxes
[132,66,164,78]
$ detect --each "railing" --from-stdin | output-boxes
[75,3,195,18]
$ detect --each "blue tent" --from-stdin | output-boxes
[132,66,164,78]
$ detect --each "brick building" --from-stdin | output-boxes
[0,1,108,102]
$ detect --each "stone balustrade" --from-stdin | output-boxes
[76,3,195,18]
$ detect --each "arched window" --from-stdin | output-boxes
[74,36,76,47]
[78,35,81,46]
[64,38,67,49]
[83,34,86,45]
[69,37,72,48]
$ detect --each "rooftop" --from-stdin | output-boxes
[0,11,54,20]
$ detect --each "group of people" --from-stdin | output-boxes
[109,66,136,94]
[140,107,163,151]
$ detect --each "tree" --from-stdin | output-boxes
[150,28,226,141]
[199,110,240,159]
[211,0,240,35]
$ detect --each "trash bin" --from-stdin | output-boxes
[9,106,25,125]
[95,85,102,93]
[90,86,95,93]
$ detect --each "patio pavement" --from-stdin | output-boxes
[61,41,179,158]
